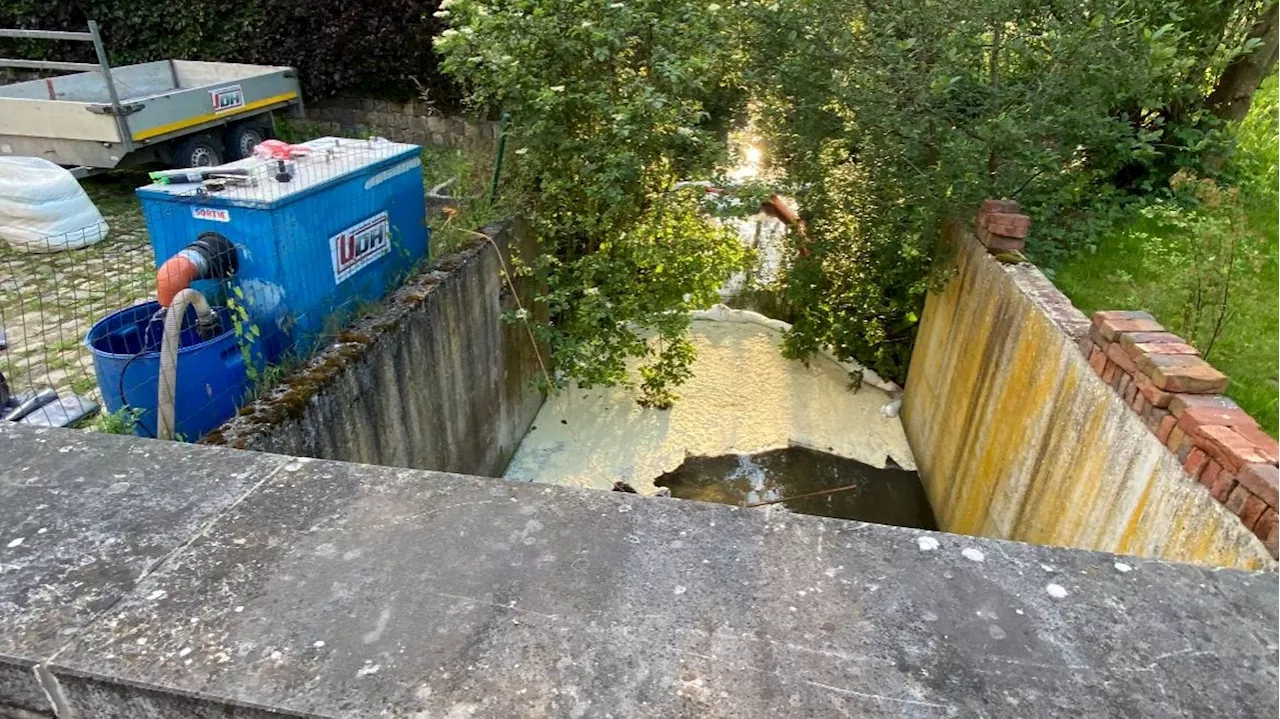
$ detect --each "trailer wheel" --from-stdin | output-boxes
[225,121,273,161]
[172,134,224,168]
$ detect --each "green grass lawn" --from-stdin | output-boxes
[1055,78,1279,435]
[1056,205,1278,434]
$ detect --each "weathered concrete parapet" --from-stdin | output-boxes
[0,423,292,716]
[902,217,1275,570]
[1,423,1276,717]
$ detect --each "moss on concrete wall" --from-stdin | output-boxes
[205,219,544,478]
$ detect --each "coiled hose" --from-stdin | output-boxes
[156,288,216,441]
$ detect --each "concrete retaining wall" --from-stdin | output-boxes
[901,220,1276,570]
[204,219,544,478]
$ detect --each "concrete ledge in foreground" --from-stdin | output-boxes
[0,423,1276,718]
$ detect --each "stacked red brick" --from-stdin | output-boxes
[1084,311,1279,557]
[975,199,1031,253]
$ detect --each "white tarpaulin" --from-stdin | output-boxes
[0,157,108,253]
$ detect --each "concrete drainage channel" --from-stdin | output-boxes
[502,307,933,529]
[208,218,935,532]
[209,212,1276,571]
[1,209,1276,716]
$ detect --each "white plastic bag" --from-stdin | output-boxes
[0,157,109,253]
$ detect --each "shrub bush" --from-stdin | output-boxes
[742,0,1267,383]
[435,0,751,407]
[435,0,1273,399]
[0,0,455,102]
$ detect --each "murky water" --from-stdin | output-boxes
[655,447,937,529]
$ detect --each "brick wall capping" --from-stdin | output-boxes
[1170,393,1242,416]
[1093,314,1164,341]
[1196,424,1273,473]
[977,230,1026,252]
[1132,372,1173,408]
[1236,463,1280,508]
[1116,331,1188,347]
[1123,341,1200,363]
[1092,309,1156,325]
[978,198,1021,215]
[1176,405,1259,435]
[979,212,1031,239]
[1139,354,1228,394]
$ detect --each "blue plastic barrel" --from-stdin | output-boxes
[86,301,247,440]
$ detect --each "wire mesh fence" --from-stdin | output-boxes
[1,137,429,438]
[0,178,154,428]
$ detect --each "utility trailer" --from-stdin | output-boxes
[0,21,303,175]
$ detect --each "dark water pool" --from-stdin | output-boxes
[654,447,937,530]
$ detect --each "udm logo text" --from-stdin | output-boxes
[331,212,391,284]
[210,85,245,113]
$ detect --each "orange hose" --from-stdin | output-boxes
[762,193,809,255]
[156,255,201,308]
[764,193,800,225]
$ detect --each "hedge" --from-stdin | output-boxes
[0,0,457,104]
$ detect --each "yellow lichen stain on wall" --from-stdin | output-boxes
[1115,468,1159,555]
[903,231,1275,571]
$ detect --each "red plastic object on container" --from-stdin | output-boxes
[252,139,312,160]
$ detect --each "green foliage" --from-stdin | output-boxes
[1056,76,1279,434]
[1138,173,1259,359]
[0,0,261,67]
[435,0,750,406]
[242,353,305,404]
[740,0,1259,383]
[527,192,747,407]
[96,404,143,435]
[422,145,521,259]
[1226,74,1280,209]
[225,286,263,383]
[0,1,455,101]
[435,0,1271,403]
[1056,189,1278,434]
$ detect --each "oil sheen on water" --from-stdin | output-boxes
[655,447,937,530]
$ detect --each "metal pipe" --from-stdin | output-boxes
[87,20,133,153]
[488,112,510,203]
[166,59,180,91]
[155,232,238,307]
[0,58,97,71]
[0,29,94,41]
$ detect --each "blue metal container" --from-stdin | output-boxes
[135,137,429,363]
[85,301,247,439]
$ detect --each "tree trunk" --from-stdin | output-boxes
[1206,4,1279,123]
